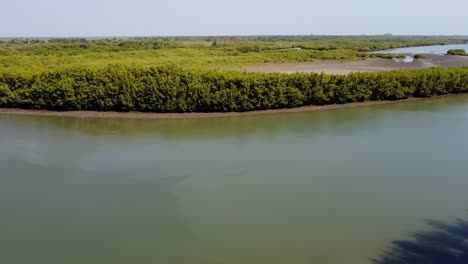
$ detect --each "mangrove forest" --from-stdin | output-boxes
[1,36,468,112]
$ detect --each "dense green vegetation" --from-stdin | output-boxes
[1,36,468,113]
[414,54,426,59]
[0,36,464,73]
[447,49,467,56]
[1,65,467,112]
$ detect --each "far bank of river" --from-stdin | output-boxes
[1,94,467,119]
[1,44,468,117]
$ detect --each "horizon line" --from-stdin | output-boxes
[2,34,468,40]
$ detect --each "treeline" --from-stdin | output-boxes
[1,66,468,112]
[2,37,464,55]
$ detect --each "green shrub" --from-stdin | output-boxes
[0,84,13,106]
[447,49,467,56]
[1,66,468,112]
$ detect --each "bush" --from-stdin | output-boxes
[0,84,14,106]
[447,49,467,56]
[414,54,426,59]
[1,66,468,112]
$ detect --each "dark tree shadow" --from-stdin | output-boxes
[374,219,468,264]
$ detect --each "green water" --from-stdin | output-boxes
[2,96,468,264]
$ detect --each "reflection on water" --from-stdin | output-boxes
[2,95,468,264]
[375,217,468,264]
[0,160,196,264]
[2,95,467,140]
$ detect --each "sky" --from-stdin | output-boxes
[1,0,468,37]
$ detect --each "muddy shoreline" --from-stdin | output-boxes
[1,95,465,120]
[244,54,468,74]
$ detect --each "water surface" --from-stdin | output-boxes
[2,96,468,264]
[374,43,468,54]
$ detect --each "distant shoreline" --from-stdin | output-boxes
[1,94,465,119]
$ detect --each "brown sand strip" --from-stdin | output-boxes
[0,95,465,120]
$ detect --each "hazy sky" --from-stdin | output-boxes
[2,0,468,37]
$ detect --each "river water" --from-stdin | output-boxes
[374,43,468,54]
[1,96,468,264]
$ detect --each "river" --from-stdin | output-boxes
[373,43,468,54]
[1,95,468,264]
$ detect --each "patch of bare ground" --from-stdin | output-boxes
[243,54,468,74]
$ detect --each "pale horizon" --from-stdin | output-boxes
[2,0,468,38]
[3,34,468,39]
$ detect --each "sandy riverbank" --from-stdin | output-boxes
[244,54,468,74]
[1,95,465,120]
